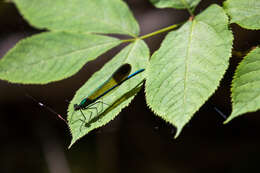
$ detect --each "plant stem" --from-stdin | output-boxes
[232,50,251,58]
[122,23,182,43]
[140,23,181,40]
[180,0,194,16]
[121,38,136,43]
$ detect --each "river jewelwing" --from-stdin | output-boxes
[70,63,145,130]
[26,63,227,133]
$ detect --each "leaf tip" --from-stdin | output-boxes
[223,118,231,124]
[174,128,181,139]
[223,111,238,124]
[68,137,78,149]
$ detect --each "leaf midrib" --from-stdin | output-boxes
[182,21,195,113]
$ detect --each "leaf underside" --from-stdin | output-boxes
[226,47,260,123]
[149,0,201,9]
[68,40,149,147]
[13,0,140,36]
[145,4,233,137]
[0,32,121,84]
[224,0,260,30]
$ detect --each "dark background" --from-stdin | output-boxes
[1,0,260,173]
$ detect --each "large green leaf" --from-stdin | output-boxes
[225,47,260,123]
[224,0,260,30]
[13,0,139,37]
[0,32,120,84]
[68,40,149,147]
[145,4,233,137]
[150,0,201,10]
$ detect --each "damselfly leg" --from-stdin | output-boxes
[71,100,109,132]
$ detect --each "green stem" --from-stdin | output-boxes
[140,23,181,40]
[122,23,182,43]
[121,38,136,43]
[180,0,194,16]
[232,50,250,58]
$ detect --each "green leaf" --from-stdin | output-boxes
[224,0,260,30]
[68,40,149,147]
[0,32,120,84]
[145,4,233,137]
[225,47,260,123]
[149,0,201,10]
[13,0,139,37]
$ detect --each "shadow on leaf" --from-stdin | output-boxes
[84,80,144,127]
